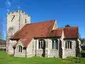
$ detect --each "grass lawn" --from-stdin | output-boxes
[0,51,85,64]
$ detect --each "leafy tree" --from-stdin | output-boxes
[80,38,85,43]
[65,24,71,27]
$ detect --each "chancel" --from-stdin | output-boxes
[6,10,81,58]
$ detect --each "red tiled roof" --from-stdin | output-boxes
[49,28,62,37]
[20,38,32,47]
[49,26,78,38]
[12,20,78,47]
[64,26,78,38]
[12,20,55,47]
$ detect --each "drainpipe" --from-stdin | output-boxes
[77,38,81,57]
[35,40,37,56]
[24,47,27,58]
[35,39,38,56]
[58,39,60,58]
[13,46,16,56]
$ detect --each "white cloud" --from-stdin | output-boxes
[5,0,11,8]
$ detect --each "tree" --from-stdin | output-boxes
[65,24,71,27]
[80,38,85,43]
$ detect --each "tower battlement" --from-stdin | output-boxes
[7,9,31,36]
[6,10,31,54]
[7,10,30,17]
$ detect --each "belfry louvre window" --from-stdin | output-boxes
[52,39,58,49]
[65,41,72,49]
[19,45,22,52]
[25,19,27,23]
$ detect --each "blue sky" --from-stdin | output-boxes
[0,0,85,40]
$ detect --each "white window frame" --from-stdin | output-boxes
[52,39,58,49]
[65,41,72,49]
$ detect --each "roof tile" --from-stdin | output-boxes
[12,20,55,47]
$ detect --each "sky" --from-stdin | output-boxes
[0,0,85,40]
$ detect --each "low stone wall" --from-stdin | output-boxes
[48,49,59,58]
[36,49,48,57]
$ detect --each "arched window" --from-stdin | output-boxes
[52,39,58,49]
[70,41,72,49]
[19,45,22,52]
[38,39,45,49]
[65,42,67,48]
[39,40,42,49]
[65,41,72,49]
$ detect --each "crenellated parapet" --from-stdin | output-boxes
[6,10,31,54]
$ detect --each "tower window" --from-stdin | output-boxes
[25,19,27,23]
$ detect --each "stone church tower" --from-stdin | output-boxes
[6,10,31,54]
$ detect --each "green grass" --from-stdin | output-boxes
[81,50,85,53]
[0,51,85,64]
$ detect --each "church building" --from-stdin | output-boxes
[6,10,81,58]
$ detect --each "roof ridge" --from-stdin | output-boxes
[52,26,78,30]
[52,28,63,31]
[65,26,78,28]
[26,20,56,25]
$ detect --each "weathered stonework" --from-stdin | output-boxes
[6,10,81,58]
[6,10,31,54]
